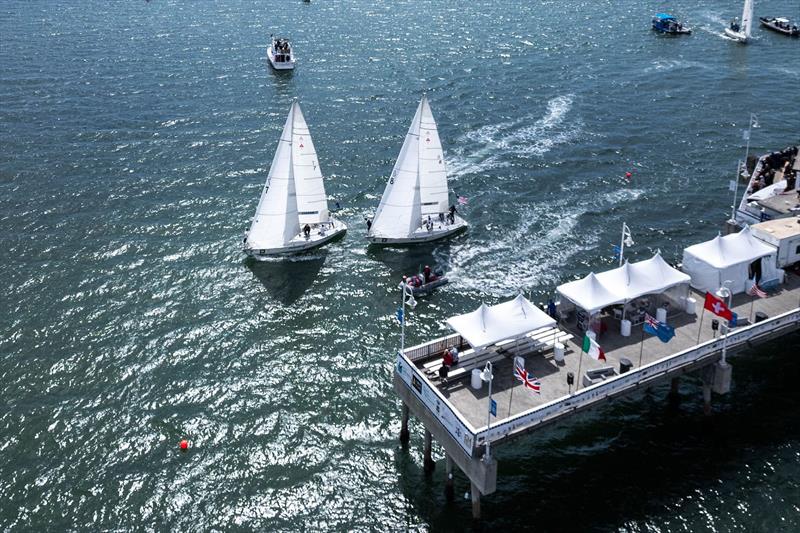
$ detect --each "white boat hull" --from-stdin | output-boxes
[245,218,346,258]
[267,48,295,70]
[368,215,467,245]
[724,28,749,42]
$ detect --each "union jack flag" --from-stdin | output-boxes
[514,364,541,394]
[747,282,768,299]
[644,313,659,329]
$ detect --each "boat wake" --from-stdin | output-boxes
[447,94,582,178]
[446,187,644,297]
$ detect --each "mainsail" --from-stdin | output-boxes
[370,99,424,239]
[247,105,300,250]
[741,0,753,38]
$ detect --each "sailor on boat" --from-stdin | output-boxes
[730,18,741,32]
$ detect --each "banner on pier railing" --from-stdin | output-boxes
[395,354,477,456]
[475,308,800,446]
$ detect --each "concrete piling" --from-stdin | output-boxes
[423,429,435,474]
[400,403,409,446]
[470,481,481,520]
[444,453,454,501]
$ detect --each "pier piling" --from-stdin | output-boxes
[400,403,410,446]
[444,454,454,501]
[470,481,481,520]
[423,430,435,474]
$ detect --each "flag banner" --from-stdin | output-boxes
[704,292,733,321]
[514,364,541,394]
[730,312,738,328]
[396,307,404,324]
[612,244,621,259]
[490,399,497,417]
[644,313,675,343]
[581,333,606,361]
[729,180,737,192]
[457,195,468,206]
[742,129,750,141]
[746,279,768,298]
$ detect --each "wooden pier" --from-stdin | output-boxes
[394,273,800,519]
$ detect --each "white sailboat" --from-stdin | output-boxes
[724,0,754,43]
[244,101,346,258]
[367,95,468,244]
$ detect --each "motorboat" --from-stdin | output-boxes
[267,35,295,70]
[400,270,449,296]
[759,17,799,37]
[367,95,468,245]
[651,14,691,34]
[724,0,754,43]
[244,100,346,258]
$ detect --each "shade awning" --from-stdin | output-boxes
[682,226,776,269]
[557,252,691,314]
[445,294,557,348]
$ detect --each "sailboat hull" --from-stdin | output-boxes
[245,218,347,258]
[724,28,749,42]
[368,215,467,245]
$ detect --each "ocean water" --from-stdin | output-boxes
[1,0,799,530]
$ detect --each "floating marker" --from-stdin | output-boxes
[180,439,189,451]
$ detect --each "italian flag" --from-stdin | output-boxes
[582,333,606,361]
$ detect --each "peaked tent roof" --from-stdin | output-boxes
[445,294,556,348]
[557,271,626,315]
[682,226,776,269]
[557,252,691,314]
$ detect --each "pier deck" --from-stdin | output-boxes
[437,274,800,429]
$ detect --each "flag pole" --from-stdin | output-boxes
[576,335,585,392]
[696,306,705,345]
[507,371,516,417]
[638,321,646,367]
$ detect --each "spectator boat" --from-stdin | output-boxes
[651,14,691,34]
[759,17,799,37]
[267,35,295,70]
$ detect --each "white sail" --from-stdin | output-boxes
[247,105,300,250]
[291,102,330,225]
[370,99,423,239]
[741,0,753,38]
[418,95,450,215]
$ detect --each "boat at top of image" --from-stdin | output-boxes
[243,100,346,258]
[367,95,468,245]
[724,0,754,43]
[759,17,799,37]
[267,35,295,70]
[651,14,691,35]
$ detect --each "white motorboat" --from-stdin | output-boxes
[724,0,754,43]
[244,101,346,258]
[367,95,468,245]
[267,35,295,70]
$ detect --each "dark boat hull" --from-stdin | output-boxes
[759,17,800,36]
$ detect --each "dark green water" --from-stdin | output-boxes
[1,0,798,530]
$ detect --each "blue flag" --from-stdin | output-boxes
[612,244,621,260]
[644,313,675,343]
[396,307,404,324]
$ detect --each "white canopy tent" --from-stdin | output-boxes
[557,252,692,315]
[682,226,782,295]
[446,294,557,349]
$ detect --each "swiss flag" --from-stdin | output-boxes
[704,292,733,321]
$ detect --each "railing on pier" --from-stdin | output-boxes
[403,333,468,363]
[475,308,800,447]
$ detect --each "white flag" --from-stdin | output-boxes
[729,180,737,192]
[742,129,750,141]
